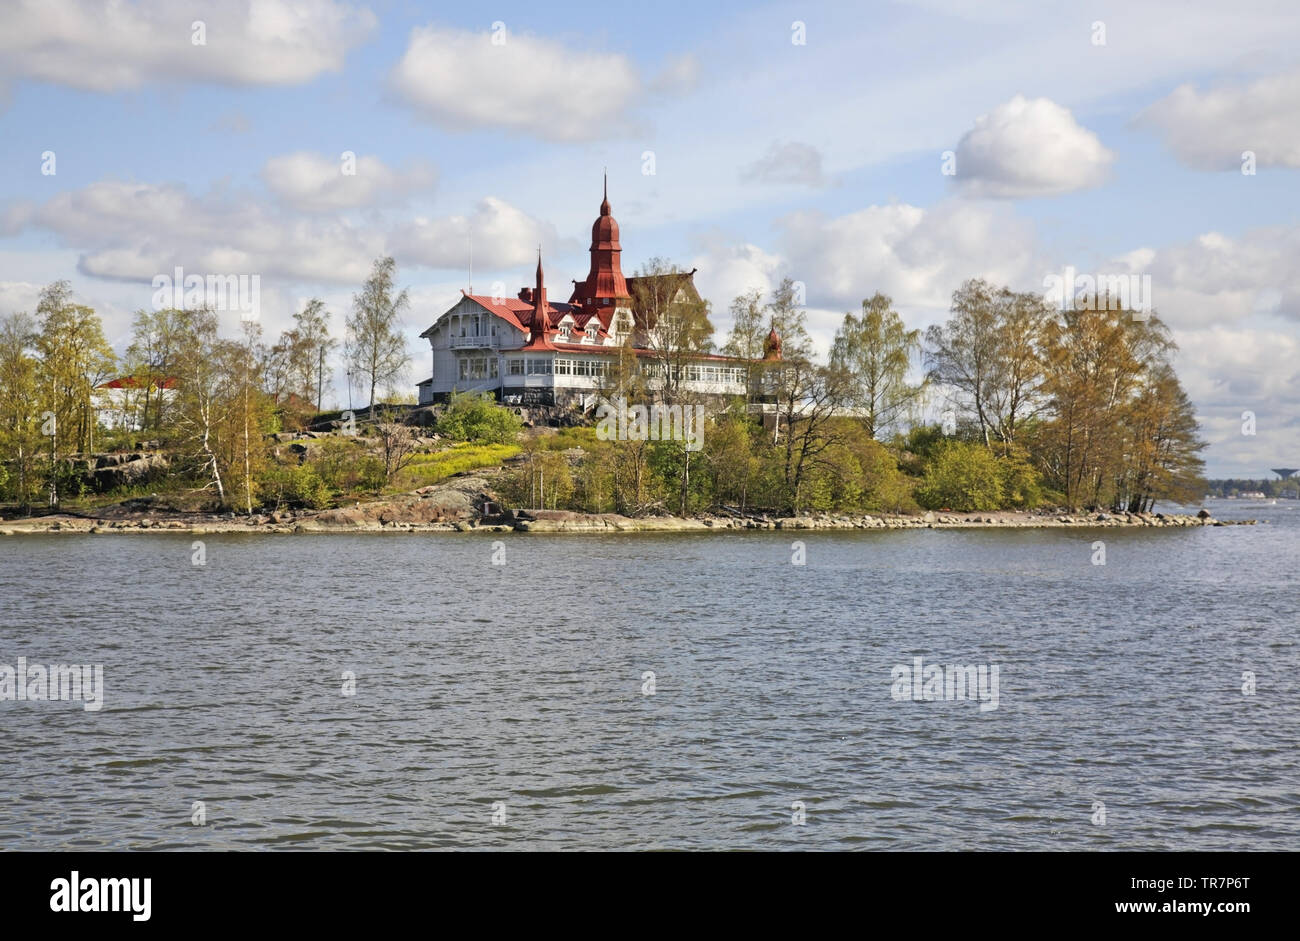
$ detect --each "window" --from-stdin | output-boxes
[508,358,523,376]
[526,358,552,375]
[555,359,572,375]
[458,356,497,380]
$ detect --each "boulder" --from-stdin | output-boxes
[91,452,168,491]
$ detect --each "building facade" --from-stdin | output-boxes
[418,183,769,407]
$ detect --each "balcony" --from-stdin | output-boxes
[449,335,495,349]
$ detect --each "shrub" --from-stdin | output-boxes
[437,392,522,444]
[915,440,1004,511]
[997,447,1044,509]
[259,462,331,509]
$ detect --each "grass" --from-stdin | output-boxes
[399,442,521,489]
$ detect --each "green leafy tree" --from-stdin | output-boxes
[0,313,44,509]
[831,292,926,439]
[346,257,411,411]
[722,288,767,401]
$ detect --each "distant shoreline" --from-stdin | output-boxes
[0,506,1256,536]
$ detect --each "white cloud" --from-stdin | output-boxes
[953,95,1114,197]
[0,280,45,319]
[689,236,784,317]
[389,24,642,141]
[1099,226,1300,328]
[1172,326,1300,477]
[774,199,1040,312]
[4,179,565,290]
[0,0,375,91]
[4,181,358,285]
[740,141,826,187]
[388,197,564,271]
[1138,68,1300,170]
[262,152,436,211]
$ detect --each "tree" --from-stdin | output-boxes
[234,320,269,515]
[630,259,716,514]
[0,313,43,510]
[722,288,766,400]
[33,282,116,457]
[773,356,850,513]
[346,257,410,411]
[166,309,232,505]
[924,279,1004,448]
[126,307,185,431]
[374,419,419,487]
[830,291,926,439]
[985,290,1052,452]
[287,299,337,412]
[1116,364,1206,512]
[766,276,814,364]
[1037,306,1179,510]
[703,402,760,511]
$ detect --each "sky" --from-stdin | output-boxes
[1,0,1298,477]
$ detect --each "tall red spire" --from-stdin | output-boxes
[524,247,553,350]
[581,175,629,306]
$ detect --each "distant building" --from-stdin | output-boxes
[1271,468,1298,480]
[94,376,176,431]
[417,181,770,407]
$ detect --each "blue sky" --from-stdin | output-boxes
[1,0,1299,476]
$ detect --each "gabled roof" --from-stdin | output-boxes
[419,292,582,339]
[98,376,178,390]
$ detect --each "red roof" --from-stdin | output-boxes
[98,376,177,390]
[570,176,630,306]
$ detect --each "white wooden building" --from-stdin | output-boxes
[417,183,771,408]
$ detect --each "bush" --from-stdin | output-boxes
[307,437,367,491]
[915,440,1004,511]
[437,392,522,444]
[259,462,331,509]
[997,447,1044,509]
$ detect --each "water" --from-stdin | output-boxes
[1,499,1295,850]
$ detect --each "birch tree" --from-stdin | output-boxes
[346,257,410,412]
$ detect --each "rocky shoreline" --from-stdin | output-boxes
[0,472,1256,535]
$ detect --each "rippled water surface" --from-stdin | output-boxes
[1,499,1296,850]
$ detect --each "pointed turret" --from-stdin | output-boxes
[571,176,630,308]
[763,325,783,361]
[524,248,553,350]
